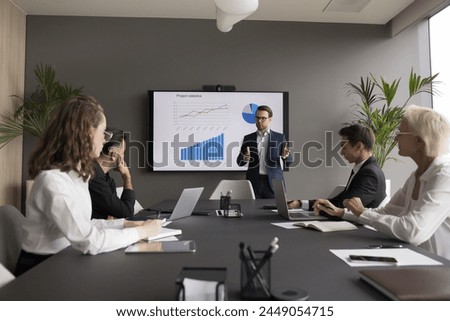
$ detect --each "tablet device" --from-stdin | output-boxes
[125,240,196,253]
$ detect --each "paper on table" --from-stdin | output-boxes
[271,222,302,229]
[158,236,179,242]
[116,187,144,214]
[272,208,315,214]
[330,248,444,267]
[147,227,182,241]
[181,278,225,301]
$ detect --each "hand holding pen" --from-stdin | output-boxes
[244,146,251,162]
[313,199,344,217]
[281,144,290,159]
[313,199,334,213]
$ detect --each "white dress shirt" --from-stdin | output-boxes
[352,155,450,260]
[257,129,270,175]
[22,169,140,255]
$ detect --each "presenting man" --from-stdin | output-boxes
[237,105,292,198]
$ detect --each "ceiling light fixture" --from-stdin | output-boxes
[215,0,259,32]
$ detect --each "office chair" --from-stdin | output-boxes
[0,263,14,288]
[0,205,25,274]
[209,180,256,200]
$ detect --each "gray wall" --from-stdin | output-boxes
[24,16,431,207]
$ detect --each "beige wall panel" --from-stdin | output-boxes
[0,0,26,208]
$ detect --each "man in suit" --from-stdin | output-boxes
[237,105,292,198]
[288,124,386,214]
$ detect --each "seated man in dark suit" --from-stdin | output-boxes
[288,124,386,216]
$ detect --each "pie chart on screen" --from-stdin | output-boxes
[242,103,259,124]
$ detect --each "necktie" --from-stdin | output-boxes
[345,170,355,190]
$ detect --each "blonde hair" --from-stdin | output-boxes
[404,105,450,157]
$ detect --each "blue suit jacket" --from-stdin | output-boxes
[236,130,292,195]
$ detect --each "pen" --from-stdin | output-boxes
[349,255,397,263]
[246,245,270,296]
[246,239,280,284]
[367,244,404,249]
[319,204,334,211]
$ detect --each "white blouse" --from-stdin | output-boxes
[356,155,450,260]
[22,169,140,255]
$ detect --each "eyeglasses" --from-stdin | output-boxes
[255,116,269,122]
[393,129,412,139]
[104,131,113,142]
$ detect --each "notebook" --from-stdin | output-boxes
[359,266,450,300]
[294,220,357,232]
[272,179,328,221]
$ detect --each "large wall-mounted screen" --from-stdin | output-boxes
[148,90,289,171]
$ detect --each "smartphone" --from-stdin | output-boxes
[349,255,397,263]
[125,240,196,253]
[191,210,211,216]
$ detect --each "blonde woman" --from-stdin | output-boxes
[318,105,450,260]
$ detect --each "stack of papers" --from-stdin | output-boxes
[148,227,182,241]
[330,248,444,267]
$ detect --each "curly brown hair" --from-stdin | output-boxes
[29,95,105,182]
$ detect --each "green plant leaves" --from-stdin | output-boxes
[346,69,438,168]
[0,63,83,148]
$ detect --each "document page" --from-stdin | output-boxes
[330,248,444,267]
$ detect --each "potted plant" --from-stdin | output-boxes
[346,69,438,168]
[0,63,83,148]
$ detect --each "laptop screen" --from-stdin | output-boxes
[272,179,290,219]
[169,187,204,221]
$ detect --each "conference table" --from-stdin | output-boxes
[1,199,449,300]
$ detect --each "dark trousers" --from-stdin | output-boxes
[254,175,274,199]
[14,250,53,277]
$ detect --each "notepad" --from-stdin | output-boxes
[294,220,357,232]
[147,227,182,241]
[125,240,195,253]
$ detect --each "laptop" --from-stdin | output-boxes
[272,179,328,221]
[160,187,204,221]
[129,187,204,221]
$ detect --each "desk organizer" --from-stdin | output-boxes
[240,250,271,300]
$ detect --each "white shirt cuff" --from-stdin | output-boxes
[301,200,309,210]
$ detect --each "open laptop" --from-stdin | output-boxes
[161,187,204,221]
[129,187,204,221]
[272,179,328,221]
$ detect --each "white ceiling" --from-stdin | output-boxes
[10,0,416,25]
